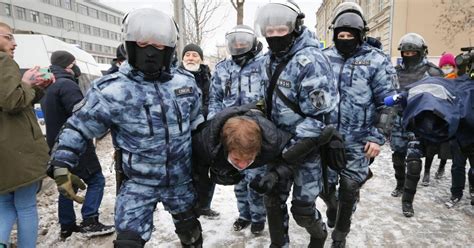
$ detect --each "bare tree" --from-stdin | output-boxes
[230,0,245,25]
[183,0,226,46]
[434,0,473,48]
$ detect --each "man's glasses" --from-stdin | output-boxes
[0,34,15,42]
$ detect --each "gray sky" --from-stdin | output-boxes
[99,0,323,56]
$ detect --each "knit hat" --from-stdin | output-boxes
[439,53,456,68]
[182,43,203,60]
[50,50,75,69]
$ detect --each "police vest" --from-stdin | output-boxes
[396,63,443,91]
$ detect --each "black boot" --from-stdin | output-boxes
[60,223,81,239]
[401,159,422,217]
[421,172,430,186]
[392,152,406,197]
[331,177,359,248]
[434,161,446,179]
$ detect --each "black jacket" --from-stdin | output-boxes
[41,65,101,179]
[105,62,119,75]
[192,104,293,185]
[181,64,211,119]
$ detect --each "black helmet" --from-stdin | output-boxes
[398,33,428,56]
[332,12,366,43]
[330,2,368,28]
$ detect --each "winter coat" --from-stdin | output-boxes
[48,62,204,186]
[323,43,397,145]
[0,52,49,194]
[41,65,101,179]
[105,62,119,75]
[262,27,338,144]
[180,64,211,119]
[192,104,292,185]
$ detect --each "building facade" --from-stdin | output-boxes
[0,0,123,64]
[316,0,473,62]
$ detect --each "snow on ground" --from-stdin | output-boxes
[35,135,473,247]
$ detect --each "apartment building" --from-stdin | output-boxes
[0,0,124,64]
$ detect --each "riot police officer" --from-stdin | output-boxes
[47,8,204,247]
[390,33,444,198]
[208,24,267,234]
[322,9,397,248]
[253,1,338,247]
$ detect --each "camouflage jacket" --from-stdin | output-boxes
[208,55,265,119]
[323,43,397,145]
[49,62,204,186]
[261,27,338,144]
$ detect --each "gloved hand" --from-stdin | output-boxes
[53,167,86,203]
[250,172,279,194]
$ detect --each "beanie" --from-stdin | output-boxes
[50,50,75,69]
[182,43,203,60]
[439,53,456,68]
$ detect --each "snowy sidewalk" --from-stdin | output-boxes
[36,135,473,247]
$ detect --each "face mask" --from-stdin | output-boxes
[335,38,359,58]
[441,67,454,74]
[71,64,81,78]
[232,52,251,67]
[127,42,174,81]
[402,55,422,69]
[183,62,200,72]
[266,33,295,57]
[227,155,254,171]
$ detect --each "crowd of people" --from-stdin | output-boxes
[0,1,472,248]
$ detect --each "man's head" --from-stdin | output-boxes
[182,43,203,72]
[122,8,177,81]
[115,43,126,65]
[332,12,365,58]
[398,33,427,69]
[0,22,17,58]
[51,50,81,78]
[221,116,262,171]
[254,0,305,57]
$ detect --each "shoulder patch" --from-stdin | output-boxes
[174,86,194,96]
[297,55,312,67]
[309,90,326,110]
[94,73,120,90]
[72,98,87,113]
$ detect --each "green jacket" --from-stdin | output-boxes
[0,52,49,194]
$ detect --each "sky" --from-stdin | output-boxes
[98,0,323,56]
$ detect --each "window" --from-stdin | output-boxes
[93,27,100,36]
[94,44,102,52]
[78,4,88,15]
[84,42,92,51]
[41,0,50,3]
[56,17,64,28]
[102,29,109,39]
[4,4,11,16]
[51,0,60,6]
[44,14,52,25]
[16,7,26,20]
[63,0,72,10]
[83,24,91,34]
[67,20,74,30]
[99,11,107,21]
[30,11,40,23]
[103,46,111,54]
[89,8,98,18]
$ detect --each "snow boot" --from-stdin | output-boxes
[251,222,265,235]
[60,223,80,239]
[392,152,406,197]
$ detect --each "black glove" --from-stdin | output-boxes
[250,172,278,194]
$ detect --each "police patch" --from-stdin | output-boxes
[277,79,291,88]
[174,86,193,96]
[297,55,311,67]
[309,90,326,110]
[72,98,86,113]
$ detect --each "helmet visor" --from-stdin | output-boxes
[226,31,254,55]
[254,4,297,37]
[123,8,177,47]
[398,33,425,51]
